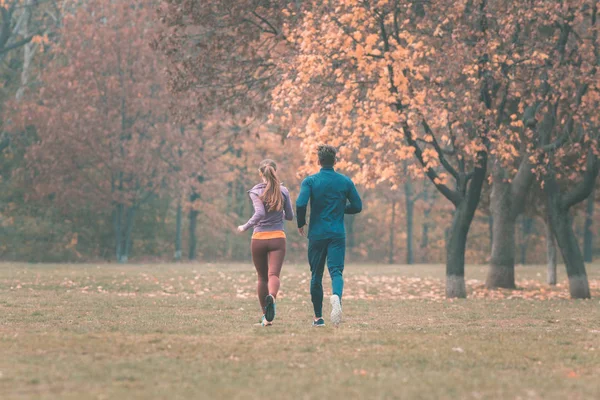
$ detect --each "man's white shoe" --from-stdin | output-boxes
[330,295,342,325]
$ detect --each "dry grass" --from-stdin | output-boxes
[1,262,599,399]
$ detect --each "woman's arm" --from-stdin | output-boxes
[240,193,266,232]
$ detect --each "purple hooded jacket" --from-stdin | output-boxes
[241,183,294,233]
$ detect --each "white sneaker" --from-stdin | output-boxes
[330,295,342,325]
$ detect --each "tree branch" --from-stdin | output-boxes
[392,0,402,43]
[400,123,462,206]
[510,156,534,217]
[562,149,599,209]
[378,1,460,207]
[250,10,278,36]
[421,119,459,180]
[0,33,38,56]
[494,82,509,128]
[542,83,588,152]
[466,150,488,212]
[0,8,11,50]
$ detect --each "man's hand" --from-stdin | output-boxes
[236,226,245,234]
[298,225,306,237]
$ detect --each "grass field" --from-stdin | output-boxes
[1,262,599,399]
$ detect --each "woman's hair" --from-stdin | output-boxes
[259,159,283,212]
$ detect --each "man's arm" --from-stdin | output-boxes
[283,187,294,221]
[296,178,311,229]
[345,179,362,214]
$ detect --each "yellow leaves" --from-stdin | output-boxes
[380,107,399,125]
[395,146,414,161]
[336,93,354,113]
[422,148,437,164]
[410,41,424,50]
[306,114,320,134]
[393,71,409,93]
[531,51,549,61]
[390,46,410,62]
[365,34,378,47]
[410,89,427,106]
[354,44,365,59]
[31,35,43,45]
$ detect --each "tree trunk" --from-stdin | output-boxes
[544,218,557,285]
[175,201,183,261]
[15,0,37,102]
[486,178,517,288]
[486,154,534,288]
[542,148,597,298]
[225,182,233,259]
[404,181,414,265]
[420,188,433,263]
[188,192,200,261]
[388,200,396,264]
[113,203,135,263]
[121,206,136,263]
[233,177,247,260]
[583,187,594,263]
[445,204,470,298]
[446,148,488,298]
[113,203,123,262]
[488,215,493,249]
[401,118,486,297]
[420,221,429,261]
[520,216,534,265]
[546,194,590,298]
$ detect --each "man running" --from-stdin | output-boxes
[296,145,362,327]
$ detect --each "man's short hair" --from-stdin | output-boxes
[317,145,337,167]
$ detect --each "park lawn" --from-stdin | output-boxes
[0,262,599,399]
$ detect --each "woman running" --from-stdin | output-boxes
[237,159,294,326]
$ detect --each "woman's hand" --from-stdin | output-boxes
[237,225,245,233]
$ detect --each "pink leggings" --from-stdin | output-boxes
[251,238,286,311]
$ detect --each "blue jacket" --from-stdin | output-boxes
[296,166,362,240]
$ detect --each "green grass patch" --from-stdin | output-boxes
[0,262,599,399]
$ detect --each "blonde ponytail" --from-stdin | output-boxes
[259,159,283,212]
